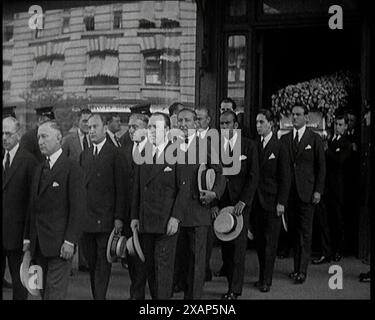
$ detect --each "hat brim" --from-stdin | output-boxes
[106,229,117,263]
[20,251,40,296]
[214,206,244,242]
[132,229,145,263]
[197,163,206,192]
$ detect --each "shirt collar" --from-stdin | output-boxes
[134,138,147,152]
[180,133,196,152]
[48,148,63,169]
[198,127,209,139]
[293,125,306,141]
[154,140,169,156]
[262,131,273,147]
[93,138,107,155]
[224,131,238,149]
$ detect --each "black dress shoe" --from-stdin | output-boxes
[221,292,239,300]
[333,253,342,262]
[2,279,12,289]
[288,272,299,280]
[312,256,331,264]
[359,272,370,283]
[214,269,227,277]
[294,272,306,284]
[259,284,270,293]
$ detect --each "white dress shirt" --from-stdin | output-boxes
[47,148,63,169]
[93,138,107,155]
[78,129,90,150]
[261,131,273,149]
[132,138,147,155]
[3,143,19,168]
[223,131,238,151]
[293,125,306,142]
[107,130,120,147]
[180,133,196,152]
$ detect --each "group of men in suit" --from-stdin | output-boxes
[3,99,365,300]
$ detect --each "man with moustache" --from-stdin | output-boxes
[3,116,37,299]
[131,112,181,299]
[254,109,290,292]
[80,113,125,300]
[281,105,325,284]
[172,108,224,299]
[23,120,85,299]
[215,110,259,299]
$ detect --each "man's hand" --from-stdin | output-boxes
[276,203,285,217]
[166,217,179,236]
[233,201,246,216]
[312,192,321,204]
[211,206,220,220]
[130,219,139,232]
[200,190,217,206]
[60,242,74,260]
[114,219,123,234]
[23,242,30,252]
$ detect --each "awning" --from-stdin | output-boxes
[140,0,156,23]
[160,54,180,62]
[100,55,119,77]
[32,61,50,81]
[161,1,179,20]
[46,59,64,80]
[87,36,119,52]
[228,36,246,49]
[139,35,180,52]
[3,65,12,81]
[33,42,68,59]
[3,48,13,63]
[85,55,103,78]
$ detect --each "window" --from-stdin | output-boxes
[4,25,13,42]
[62,17,70,34]
[32,58,64,88]
[113,11,122,29]
[144,52,180,86]
[84,16,95,31]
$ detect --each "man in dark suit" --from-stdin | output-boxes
[80,113,126,300]
[131,112,181,299]
[281,105,326,284]
[2,116,38,300]
[62,108,92,271]
[120,111,149,299]
[195,106,216,282]
[23,120,85,299]
[313,113,352,264]
[173,108,224,299]
[20,106,55,163]
[62,108,92,162]
[254,109,290,292]
[215,111,259,299]
[106,113,122,147]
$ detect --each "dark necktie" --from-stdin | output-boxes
[94,146,98,157]
[293,131,299,156]
[115,135,121,147]
[39,157,50,193]
[4,152,10,173]
[83,134,89,150]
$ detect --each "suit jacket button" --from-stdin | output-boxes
[97,173,101,177]
[97,220,101,224]
[144,187,147,191]
[182,181,186,185]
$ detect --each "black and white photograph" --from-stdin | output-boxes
[1,0,373,312]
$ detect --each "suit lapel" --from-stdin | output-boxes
[2,149,23,189]
[74,131,83,154]
[261,135,276,168]
[145,143,171,185]
[37,153,66,197]
[296,128,311,159]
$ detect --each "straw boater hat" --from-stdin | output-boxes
[106,229,127,263]
[214,206,244,241]
[197,163,216,192]
[125,229,145,263]
[19,250,40,297]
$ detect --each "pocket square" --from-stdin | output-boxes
[164,167,172,172]
[305,145,312,150]
[52,182,59,187]
[239,155,247,161]
[268,153,276,160]
[335,148,340,152]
